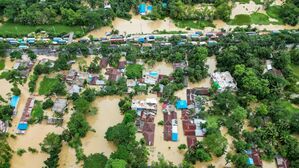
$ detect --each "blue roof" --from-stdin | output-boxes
[245,149,252,155]
[18,123,28,130]
[247,158,254,165]
[10,96,20,108]
[147,5,153,11]
[172,132,178,141]
[149,71,158,77]
[139,4,146,14]
[176,100,187,109]
[138,38,145,43]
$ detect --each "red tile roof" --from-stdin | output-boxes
[187,136,197,148]
[143,122,155,132]
[163,125,172,141]
[143,131,154,146]
[252,149,263,167]
[100,57,109,68]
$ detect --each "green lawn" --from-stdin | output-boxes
[229,13,271,25]
[250,13,270,25]
[174,20,215,29]
[38,77,60,95]
[0,23,87,37]
[229,14,251,25]
[0,59,5,70]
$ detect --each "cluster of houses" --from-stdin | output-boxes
[162,104,178,142]
[132,98,158,146]
[13,55,35,78]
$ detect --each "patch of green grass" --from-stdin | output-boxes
[38,77,60,95]
[0,23,87,37]
[230,13,271,25]
[0,59,5,70]
[266,5,284,24]
[174,20,215,29]
[29,102,44,123]
[229,14,251,25]
[251,12,270,25]
[279,100,299,115]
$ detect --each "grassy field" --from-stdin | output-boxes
[229,14,251,25]
[174,19,215,29]
[38,77,60,95]
[0,23,87,37]
[0,59,5,70]
[251,13,270,25]
[229,13,271,25]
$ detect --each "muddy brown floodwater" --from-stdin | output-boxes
[81,96,123,157]
[87,14,184,37]
[145,62,174,76]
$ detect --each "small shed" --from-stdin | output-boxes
[187,136,197,148]
[176,100,187,109]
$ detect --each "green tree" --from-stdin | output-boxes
[67,112,90,137]
[84,153,108,168]
[0,138,13,168]
[125,64,143,79]
[203,132,227,157]
[105,159,127,168]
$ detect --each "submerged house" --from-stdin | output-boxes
[176,100,188,109]
[17,97,35,134]
[52,99,67,114]
[100,57,109,68]
[212,71,237,92]
[105,68,123,81]
[144,71,159,85]
[246,148,263,168]
[275,156,289,168]
[10,95,20,115]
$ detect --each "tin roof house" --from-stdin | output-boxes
[212,71,237,92]
[52,99,67,114]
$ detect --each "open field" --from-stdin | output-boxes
[0,23,86,37]
[38,77,60,95]
[174,20,215,29]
